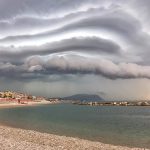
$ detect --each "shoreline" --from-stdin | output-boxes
[0,101,59,109]
[0,125,148,150]
[0,103,149,150]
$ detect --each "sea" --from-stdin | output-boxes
[0,103,149,148]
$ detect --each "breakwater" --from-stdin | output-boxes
[72,101,150,106]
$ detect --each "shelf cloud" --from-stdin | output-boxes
[1,0,150,97]
[1,54,150,81]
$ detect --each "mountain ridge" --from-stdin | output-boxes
[61,94,104,102]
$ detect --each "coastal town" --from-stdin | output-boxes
[0,90,59,106]
[0,91,149,107]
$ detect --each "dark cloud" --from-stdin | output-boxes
[2,0,150,98]
[0,10,141,45]
[0,6,104,38]
[0,5,125,38]
[0,37,122,63]
[0,0,101,19]
[30,55,150,79]
[1,55,150,81]
[0,0,150,82]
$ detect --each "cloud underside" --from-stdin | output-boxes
[0,37,121,60]
[1,55,150,80]
[0,0,150,80]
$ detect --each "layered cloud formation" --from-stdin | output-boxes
[1,0,150,81]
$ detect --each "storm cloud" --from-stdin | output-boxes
[1,54,150,81]
[0,37,122,65]
[26,55,150,79]
[1,0,150,97]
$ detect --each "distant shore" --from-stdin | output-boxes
[0,125,148,150]
[72,101,150,106]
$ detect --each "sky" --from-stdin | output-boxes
[1,0,150,99]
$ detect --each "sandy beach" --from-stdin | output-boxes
[0,101,56,109]
[0,125,148,150]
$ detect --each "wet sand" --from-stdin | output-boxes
[0,125,148,150]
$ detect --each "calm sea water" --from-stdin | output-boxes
[0,104,149,148]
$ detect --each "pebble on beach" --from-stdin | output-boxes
[0,125,148,150]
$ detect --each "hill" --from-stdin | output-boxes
[61,94,103,102]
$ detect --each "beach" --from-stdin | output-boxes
[0,100,57,108]
[0,125,148,150]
